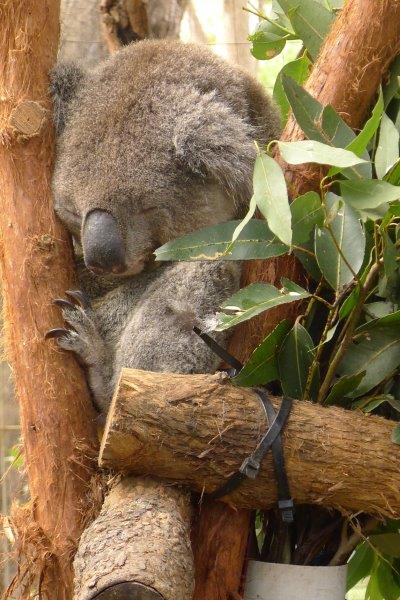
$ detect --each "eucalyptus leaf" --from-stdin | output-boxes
[392,425,400,444]
[324,372,366,406]
[278,323,318,400]
[273,55,311,126]
[352,394,394,413]
[370,534,400,558]
[294,240,322,281]
[384,159,400,185]
[233,320,292,387]
[215,279,310,331]
[291,191,324,244]
[282,76,353,146]
[253,150,292,246]
[384,56,400,107]
[346,542,375,592]
[347,90,384,157]
[282,76,371,178]
[356,309,400,334]
[277,0,334,60]
[337,326,400,397]
[278,140,367,167]
[315,194,365,291]
[383,233,397,279]
[249,19,291,60]
[340,179,400,210]
[154,220,287,262]
[375,113,400,179]
[376,559,400,600]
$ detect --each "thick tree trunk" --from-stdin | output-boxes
[100,369,400,518]
[0,2,100,599]
[193,1,400,598]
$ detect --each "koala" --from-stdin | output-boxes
[48,39,280,412]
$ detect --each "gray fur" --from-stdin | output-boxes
[50,40,280,412]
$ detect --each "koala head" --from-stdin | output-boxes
[51,41,279,276]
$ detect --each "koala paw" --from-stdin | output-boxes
[45,290,104,367]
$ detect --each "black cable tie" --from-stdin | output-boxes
[193,327,294,523]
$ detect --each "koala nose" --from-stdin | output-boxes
[82,210,126,274]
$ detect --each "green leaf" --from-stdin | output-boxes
[337,327,400,397]
[282,76,372,178]
[278,140,367,167]
[253,150,292,246]
[233,320,292,387]
[324,372,366,406]
[392,425,400,444]
[278,323,318,400]
[370,534,400,558]
[347,541,375,591]
[273,55,311,126]
[249,19,290,60]
[347,90,384,157]
[384,56,400,107]
[277,0,334,60]
[340,179,400,211]
[383,233,397,279]
[356,309,400,334]
[291,191,324,244]
[385,159,400,185]
[154,220,287,262]
[216,279,310,331]
[352,394,394,413]
[375,113,400,179]
[366,566,384,600]
[376,559,400,600]
[364,301,397,320]
[282,76,354,146]
[315,194,365,291]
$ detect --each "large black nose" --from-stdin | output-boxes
[82,210,126,274]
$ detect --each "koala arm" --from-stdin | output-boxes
[112,261,241,393]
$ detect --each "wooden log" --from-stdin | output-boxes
[0,2,99,597]
[194,1,400,597]
[73,477,194,600]
[99,369,400,519]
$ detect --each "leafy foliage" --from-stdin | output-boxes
[155,2,400,592]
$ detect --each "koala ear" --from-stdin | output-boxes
[50,62,86,135]
[173,90,256,203]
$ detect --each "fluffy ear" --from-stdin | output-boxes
[50,62,86,135]
[173,90,256,204]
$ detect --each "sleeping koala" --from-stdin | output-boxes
[48,39,280,412]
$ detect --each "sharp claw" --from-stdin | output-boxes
[53,298,77,310]
[45,328,70,340]
[66,290,91,310]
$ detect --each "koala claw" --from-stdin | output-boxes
[53,298,77,311]
[65,289,92,310]
[45,327,70,340]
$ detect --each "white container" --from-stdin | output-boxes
[244,560,348,600]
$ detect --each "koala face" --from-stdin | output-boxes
[51,41,279,276]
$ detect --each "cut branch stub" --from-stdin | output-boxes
[100,369,400,519]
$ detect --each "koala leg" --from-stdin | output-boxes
[113,263,238,381]
[46,290,114,411]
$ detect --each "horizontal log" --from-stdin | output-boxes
[99,369,400,518]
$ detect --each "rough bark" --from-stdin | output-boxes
[100,369,400,519]
[193,1,400,597]
[74,477,194,600]
[0,2,100,598]
[60,0,107,67]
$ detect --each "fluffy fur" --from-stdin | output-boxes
[50,40,280,412]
